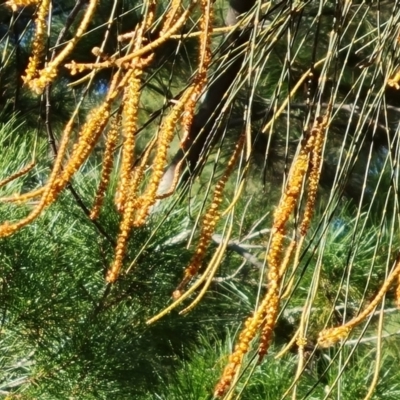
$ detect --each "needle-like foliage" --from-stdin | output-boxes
[2,0,400,399]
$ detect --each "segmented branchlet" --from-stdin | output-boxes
[318,257,400,348]
[105,65,146,284]
[173,133,245,300]
[106,175,138,283]
[215,114,330,398]
[114,3,156,213]
[66,4,195,74]
[90,114,121,220]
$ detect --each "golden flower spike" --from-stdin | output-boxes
[160,0,182,35]
[182,0,213,136]
[6,0,39,11]
[0,187,45,204]
[106,177,138,283]
[27,0,98,94]
[174,133,245,300]
[318,256,400,348]
[0,161,36,189]
[133,87,195,227]
[115,69,142,213]
[215,113,331,397]
[90,114,121,220]
[22,0,50,86]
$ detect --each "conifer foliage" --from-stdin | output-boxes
[2,0,400,398]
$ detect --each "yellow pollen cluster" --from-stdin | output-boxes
[106,179,137,283]
[318,326,350,348]
[160,0,182,35]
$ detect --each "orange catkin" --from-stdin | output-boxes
[215,114,330,397]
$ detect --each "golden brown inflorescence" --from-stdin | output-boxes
[318,256,400,348]
[0,1,217,286]
[6,0,39,11]
[21,0,50,85]
[215,112,331,397]
[173,133,245,300]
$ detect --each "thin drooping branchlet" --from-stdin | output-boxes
[107,135,167,284]
[215,115,330,397]
[155,0,214,198]
[66,4,194,73]
[257,233,284,361]
[90,114,121,220]
[131,0,213,222]
[318,257,400,348]
[22,0,50,85]
[53,71,128,195]
[104,3,161,283]
[114,4,155,212]
[115,69,142,213]
[0,161,35,189]
[27,0,98,94]
[52,104,111,197]
[144,0,157,31]
[279,238,296,278]
[117,135,157,208]
[173,133,245,300]
[133,87,195,227]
